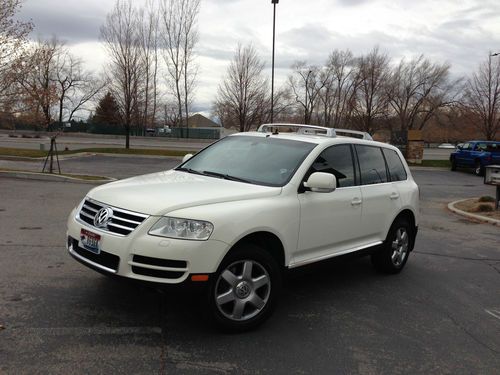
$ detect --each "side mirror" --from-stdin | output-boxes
[304,172,337,193]
[456,145,462,150]
[182,153,194,163]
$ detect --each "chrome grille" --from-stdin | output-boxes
[78,199,148,236]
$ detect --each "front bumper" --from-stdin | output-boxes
[66,208,229,284]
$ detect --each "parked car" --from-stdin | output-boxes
[438,143,455,149]
[157,126,172,135]
[450,141,500,176]
[66,124,420,331]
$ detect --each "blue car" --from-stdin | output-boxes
[450,141,500,176]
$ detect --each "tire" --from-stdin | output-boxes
[474,161,483,176]
[450,157,457,171]
[371,218,412,274]
[205,243,282,332]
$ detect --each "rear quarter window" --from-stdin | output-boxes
[382,148,408,182]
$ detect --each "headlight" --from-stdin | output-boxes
[148,217,214,241]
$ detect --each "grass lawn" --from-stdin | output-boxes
[0,147,191,158]
[410,160,451,168]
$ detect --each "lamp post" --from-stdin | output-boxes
[270,0,279,124]
[304,70,312,124]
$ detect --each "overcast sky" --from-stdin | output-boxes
[17,0,500,114]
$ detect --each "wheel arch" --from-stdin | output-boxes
[225,231,286,268]
[391,209,417,251]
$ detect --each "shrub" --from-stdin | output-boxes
[477,204,494,212]
[478,196,495,203]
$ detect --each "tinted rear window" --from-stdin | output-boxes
[355,145,388,185]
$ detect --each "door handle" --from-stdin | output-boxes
[390,192,400,200]
[351,197,362,206]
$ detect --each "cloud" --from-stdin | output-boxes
[19,0,108,44]
[13,0,500,107]
[336,0,371,6]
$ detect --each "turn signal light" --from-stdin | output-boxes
[191,274,209,282]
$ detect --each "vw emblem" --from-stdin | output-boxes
[94,207,113,228]
[235,281,251,299]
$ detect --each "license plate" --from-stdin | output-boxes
[79,229,101,254]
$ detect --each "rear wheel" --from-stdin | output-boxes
[206,244,281,332]
[474,161,483,176]
[372,218,411,274]
[450,157,457,171]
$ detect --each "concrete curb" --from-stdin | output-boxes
[448,198,500,226]
[0,170,115,185]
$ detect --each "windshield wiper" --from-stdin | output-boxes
[175,167,205,176]
[201,170,253,183]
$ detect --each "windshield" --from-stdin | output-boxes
[177,135,317,186]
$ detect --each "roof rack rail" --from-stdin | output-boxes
[257,123,373,140]
[334,128,373,141]
[258,123,336,137]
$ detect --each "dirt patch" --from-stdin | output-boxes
[455,198,500,220]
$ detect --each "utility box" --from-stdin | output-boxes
[484,165,500,185]
[484,165,500,210]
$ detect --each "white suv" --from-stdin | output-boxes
[66,124,419,331]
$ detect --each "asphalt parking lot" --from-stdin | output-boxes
[0,158,499,374]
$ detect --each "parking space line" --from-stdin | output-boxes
[485,309,500,321]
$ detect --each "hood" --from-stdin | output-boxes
[87,170,282,215]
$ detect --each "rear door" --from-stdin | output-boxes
[488,142,500,164]
[355,145,402,244]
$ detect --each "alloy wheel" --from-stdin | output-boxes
[391,228,409,267]
[214,260,271,322]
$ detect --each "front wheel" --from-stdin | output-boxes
[206,244,281,332]
[371,218,411,274]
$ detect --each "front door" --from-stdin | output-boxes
[295,144,362,266]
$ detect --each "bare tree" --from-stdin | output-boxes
[0,0,33,108]
[66,76,107,122]
[387,55,454,132]
[215,44,268,132]
[461,54,500,140]
[288,62,326,124]
[180,0,200,128]
[101,0,144,148]
[159,0,200,128]
[15,38,63,130]
[54,51,106,124]
[162,99,181,127]
[319,50,358,128]
[352,47,390,133]
[138,0,160,133]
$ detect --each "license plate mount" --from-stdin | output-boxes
[79,229,101,254]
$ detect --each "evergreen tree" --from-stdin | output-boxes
[92,92,121,126]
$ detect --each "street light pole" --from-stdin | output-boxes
[271,0,279,124]
[304,70,312,124]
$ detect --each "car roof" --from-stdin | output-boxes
[469,140,500,144]
[230,131,400,151]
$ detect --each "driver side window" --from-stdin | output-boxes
[306,144,356,188]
